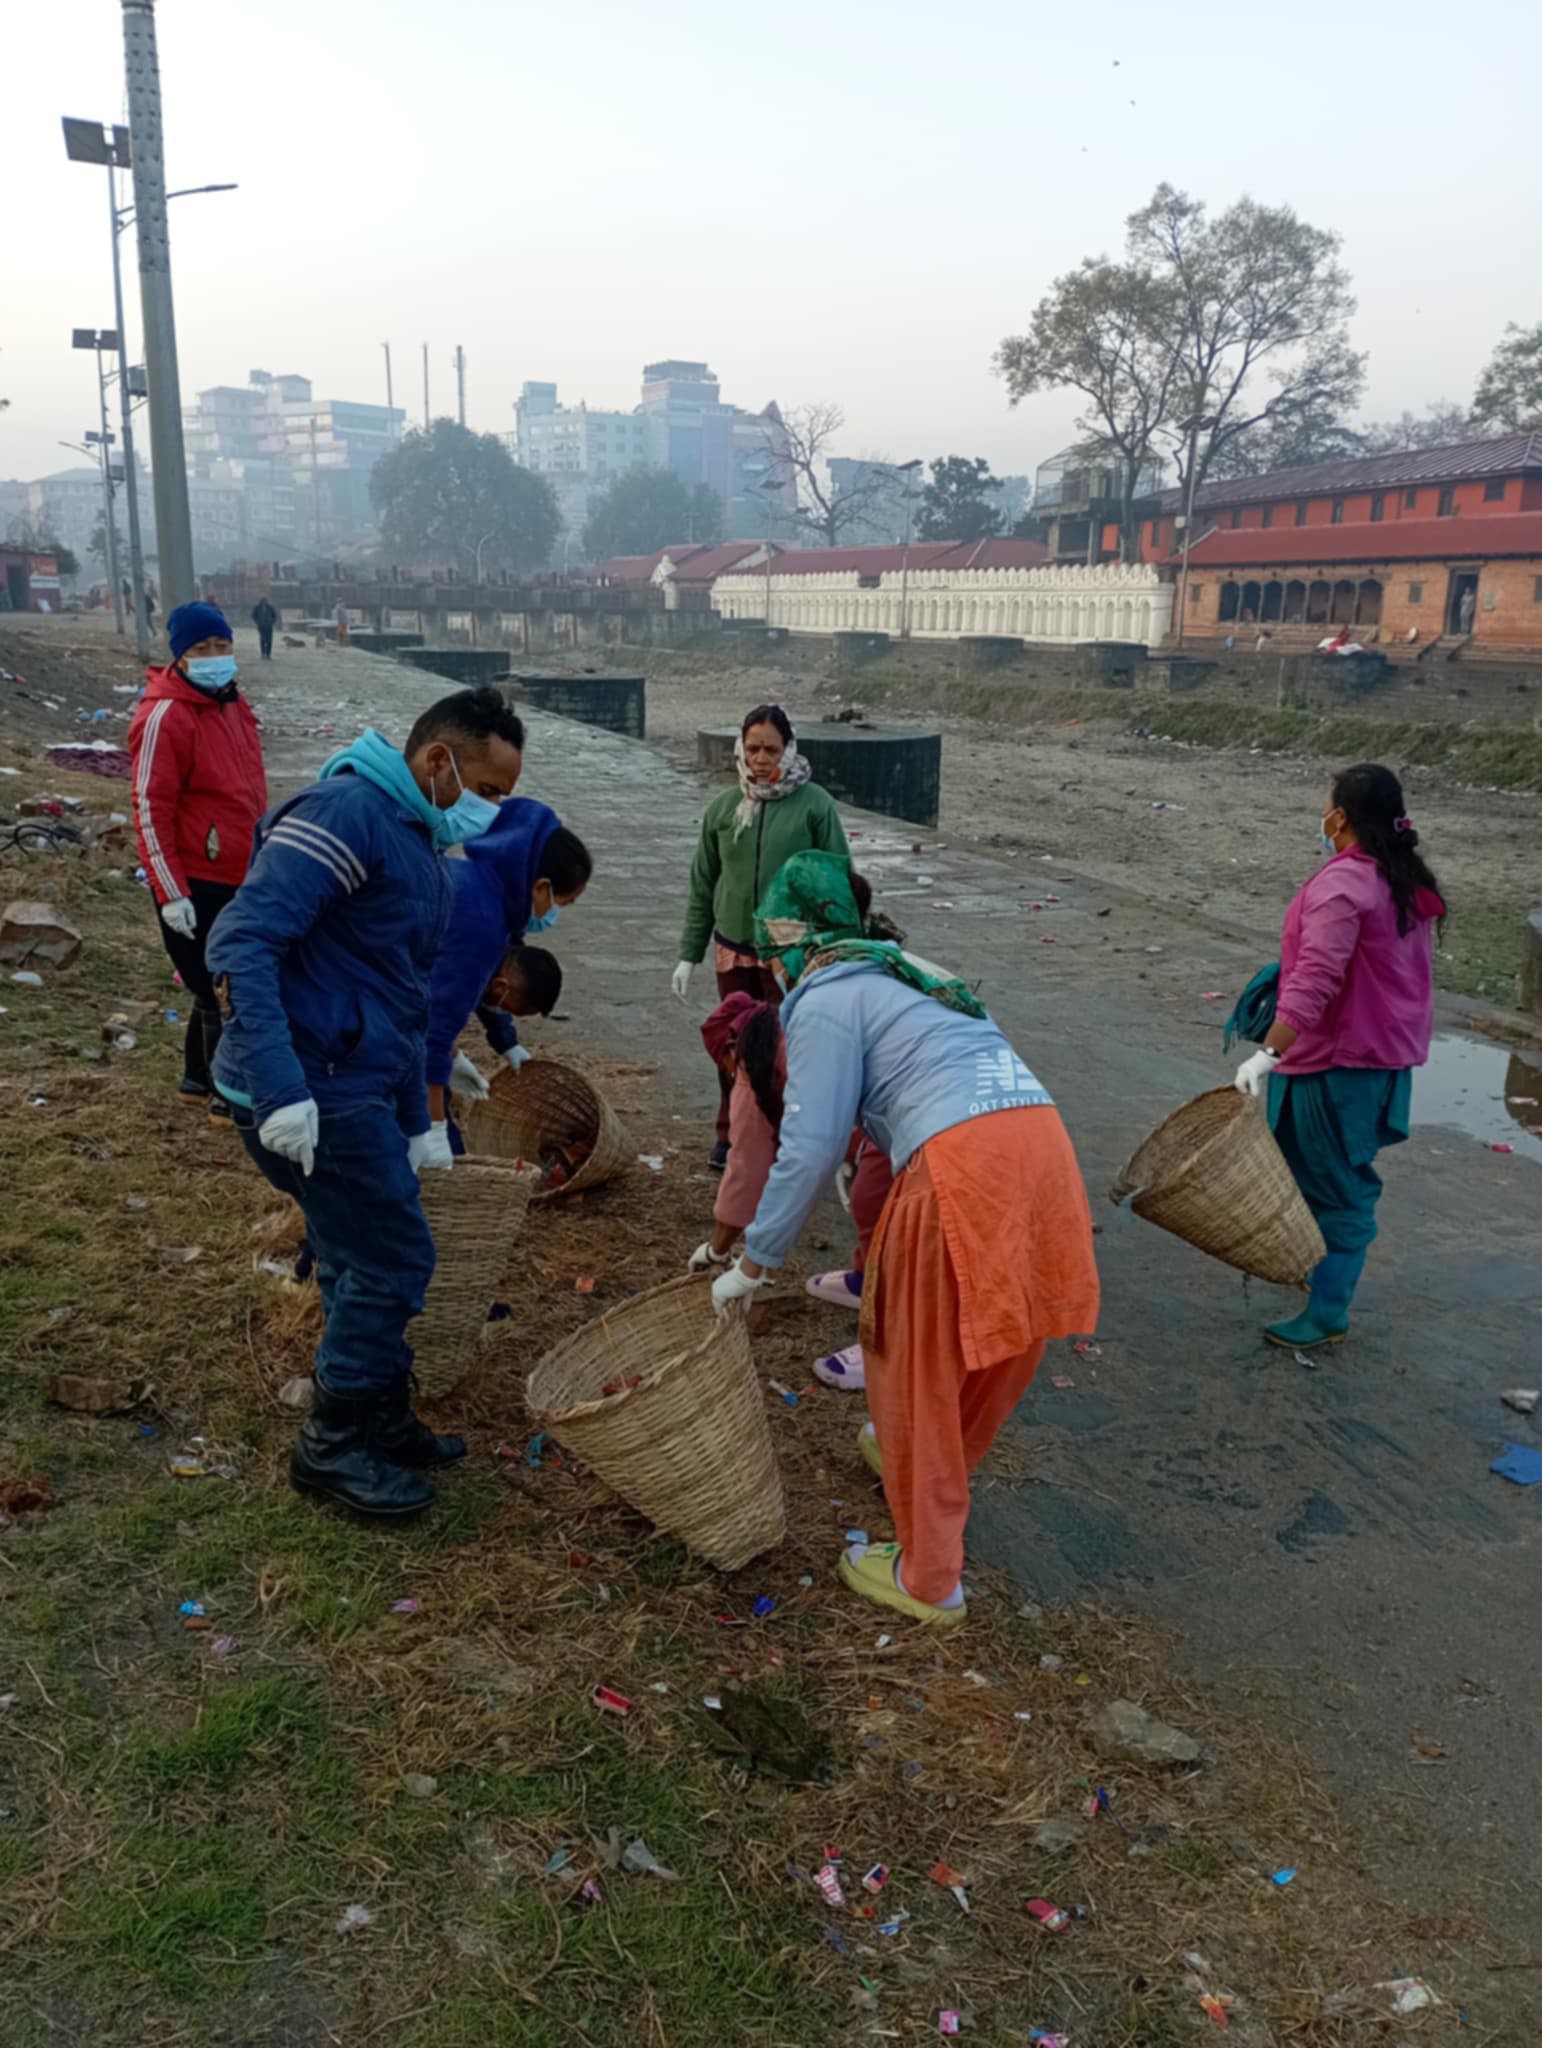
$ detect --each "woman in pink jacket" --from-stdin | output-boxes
[1234,763,1446,1350]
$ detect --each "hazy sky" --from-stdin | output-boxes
[5,0,1539,489]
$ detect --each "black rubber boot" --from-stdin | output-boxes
[200,1008,232,1120]
[179,1011,211,1097]
[371,1375,467,1468]
[290,1382,435,1516]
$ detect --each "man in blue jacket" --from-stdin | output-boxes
[208,686,525,1516]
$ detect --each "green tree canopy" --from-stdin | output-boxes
[1473,323,1542,433]
[370,418,560,573]
[582,467,721,560]
[918,456,1004,542]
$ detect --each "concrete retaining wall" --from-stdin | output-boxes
[510,675,646,740]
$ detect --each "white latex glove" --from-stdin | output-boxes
[671,960,693,1003]
[835,1161,857,1213]
[258,1098,320,1177]
[711,1258,773,1317]
[1234,1047,1281,1098]
[160,896,198,940]
[409,1122,454,1171]
[688,1239,733,1274]
[503,1043,533,1072]
[449,1051,491,1101]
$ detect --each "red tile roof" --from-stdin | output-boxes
[1177,512,1542,570]
[716,537,1047,578]
[664,541,767,582]
[596,546,708,584]
[1160,432,1542,515]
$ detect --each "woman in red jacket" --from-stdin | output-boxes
[128,601,268,1107]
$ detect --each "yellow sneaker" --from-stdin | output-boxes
[837,1542,967,1628]
[858,1421,883,1478]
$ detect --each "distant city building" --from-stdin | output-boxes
[826,459,921,547]
[507,363,795,556]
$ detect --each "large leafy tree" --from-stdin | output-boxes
[371,419,559,573]
[582,467,720,559]
[917,456,1004,542]
[997,260,1183,561]
[1472,322,1542,432]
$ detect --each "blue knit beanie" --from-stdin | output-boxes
[167,601,233,660]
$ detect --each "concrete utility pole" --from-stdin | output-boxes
[454,344,466,428]
[382,341,394,417]
[422,343,430,429]
[107,147,151,661]
[121,0,195,609]
[91,350,125,636]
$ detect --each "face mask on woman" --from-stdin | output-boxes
[185,656,238,692]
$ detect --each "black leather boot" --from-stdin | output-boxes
[199,1008,232,1120]
[178,1011,211,1097]
[291,1382,435,1515]
[371,1375,467,1468]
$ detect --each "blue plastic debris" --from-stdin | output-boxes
[1271,1866,1298,1887]
[844,1529,869,1545]
[178,1600,205,1617]
[752,1594,776,1619]
[1491,1443,1542,1485]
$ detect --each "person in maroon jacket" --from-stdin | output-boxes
[128,601,268,1108]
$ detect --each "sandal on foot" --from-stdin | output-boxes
[806,1268,862,1309]
[814,1343,866,1391]
[838,1542,966,1628]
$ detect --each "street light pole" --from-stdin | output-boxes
[107,156,150,660]
[895,458,922,641]
[120,0,195,608]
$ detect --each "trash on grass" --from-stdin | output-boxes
[862,1862,889,1894]
[1198,1993,1234,2028]
[621,1837,678,1880]
[1270,1866,1298,1887]
[391,1597,421,1614]
[1501,1388,1540,1415]
[401,1772,438,1798]
[157,1244,203,1267]
[768,1379,799,1406]
[844,1528,869,1545]
[1491,1443,1542,1485]
[1025,1896,1070,1932]
[278,1375,315,1411]
[592,1684,634,1717]
[1377,1977,1437,2015]
[938,2013,961,2036]
[1028,2032,1070,2047]
[636,1154,664,1172]
[178,1600,205,1617]
[335,1903,373,1933]
[752,1594,776,1618]
[44,1372,149,1414]
[815,1863,846,1908]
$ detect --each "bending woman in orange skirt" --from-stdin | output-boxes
[712,853,1100,1627]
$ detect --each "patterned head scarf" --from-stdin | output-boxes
[756,851,987,1019]
[732,719,812,839]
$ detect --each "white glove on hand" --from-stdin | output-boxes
[409,1122,454,1171]
[503,1043,533,1072]
[258,1097,320,1177]
[449,1051,491,1101]
[835,1161,857,1213]
[1234,1047,1281,1098]
[160,896,198,940]
[688,1239,733,1274]
[711,1258,773,1317]
[671,961,693,1003]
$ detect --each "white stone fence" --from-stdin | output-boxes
[712,561,1173,649]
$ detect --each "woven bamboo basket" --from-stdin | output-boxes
[1109,1087,1325,1286]
[409,1157,538,1398]
[462,1059,629,1201]
[527,1275,785,1572]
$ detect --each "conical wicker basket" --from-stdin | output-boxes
[526,1275,786,1572]
[1109,1087,1325,1286]
[409,1157,539,1398]
[462,1059,629,1201]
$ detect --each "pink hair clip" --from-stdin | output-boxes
[1393,815,1413,832]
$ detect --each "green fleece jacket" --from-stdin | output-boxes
[679,781,850,962]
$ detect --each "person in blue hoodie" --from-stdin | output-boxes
[208,687,525,1517]
[421,799,592,1146]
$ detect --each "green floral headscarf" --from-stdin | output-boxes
[755,851,987,1020]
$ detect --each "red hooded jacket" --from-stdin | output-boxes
[127,665,268,904]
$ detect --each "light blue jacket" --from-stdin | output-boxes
[743,959,1053,1269]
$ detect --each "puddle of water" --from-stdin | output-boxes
[1413,1036,1542,1163]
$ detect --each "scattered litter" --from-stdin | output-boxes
[10,971,43,988]
[1200,991,1224,1001]
[157,1244,203,1267]
[1039,1654,1063,1672]
[44,1372,148,1414]
[1270,1866,1298,1887]
[1073,1340,1101,1357]
[168,1448,238,1480]
[876,1910,909,1935]
[278,1375,315,1411]
[1050,1374,1074,1390]
[391,1598,421,1614]
[938,2013,961,2036]
[1090,1697,1204,1765]
[703,1695,722,1711]
[544,1846,574,1875]
[1378,1978,1437,2015]
[210,1635,236,1658]
[1491,1443,1542,1485]
[1411,1732,1446,1760]
[815,1863,846,1908]
[255,1257,292,1279]
[125,1195,149,1210]
[1028,2032,1070,2047]
[752,1595,776,1619]
[1501,1388,1539,1415]
[591,1684,634,1716]
[335,1903,373,1933]
[1509,1095,1539,1105]
[574,1276,596,1293]
[648,1681,670,1694]
[401,1772,438,1799]
[1489,1142,1514,1154]
[862,1862,889,1894]
[636,1154,664,1172]
[1198,1993,1234,2028]
[767,1378,799,1406]
[1025,1896,1070,1933]
[961,1669,991,1688]
[1013,1710,1033,1722]
[797,1574,814,1587]
[823,1924,851,1957]
[178,1600,205,1617]
[844,1528,869,1545]
[576,1876,602,1906]
[621,1837,679,1880]
[1293,1349,1319,1371]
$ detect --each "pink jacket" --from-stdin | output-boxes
[716,1067,780,1233]
[1276,848,1440,1075]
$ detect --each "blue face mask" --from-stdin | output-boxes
[527,901,560,934]
[185,655,238,692]
[433,751,501,849]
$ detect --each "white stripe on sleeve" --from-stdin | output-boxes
[266,822,359,893]
[135,699,182,900]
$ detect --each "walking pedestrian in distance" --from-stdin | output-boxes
[252,594,278,661]
[673,705,848,1169]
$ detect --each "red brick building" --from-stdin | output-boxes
[1140,433,1542,650]
[0,547,63,615]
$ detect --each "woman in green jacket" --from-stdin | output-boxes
[673,704,849,1167]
